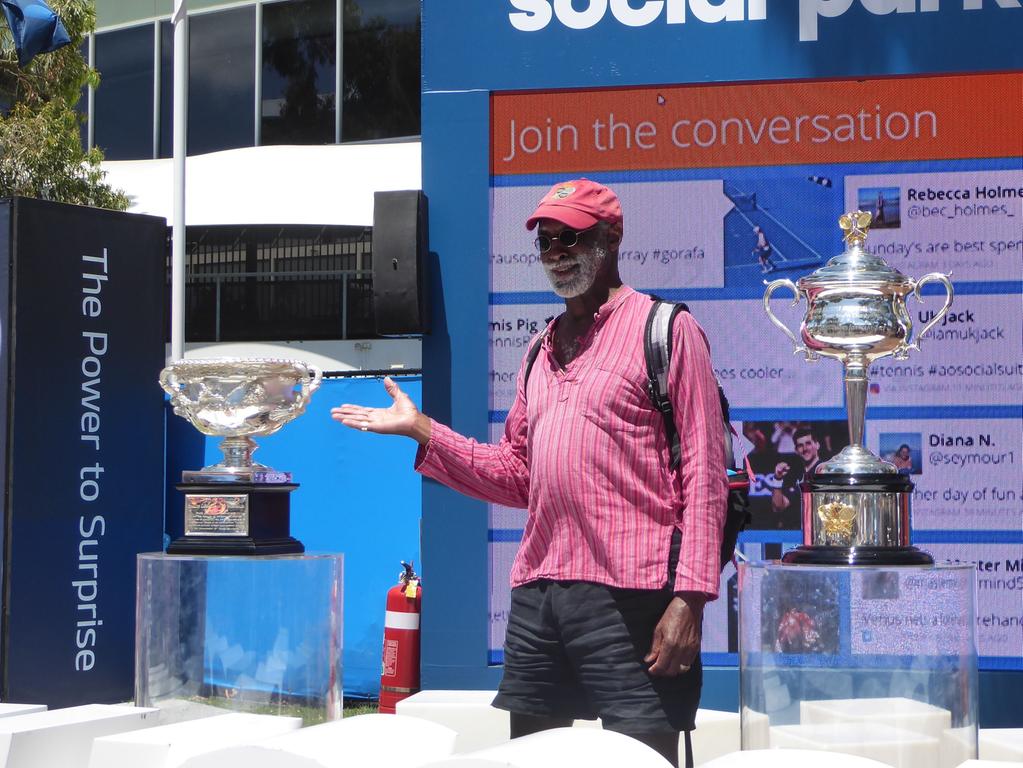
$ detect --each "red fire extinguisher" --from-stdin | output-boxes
[379,561,422,714]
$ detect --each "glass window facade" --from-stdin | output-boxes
[87,0,420,160]
[93,25,154,160]
[262,0,336,145]
[341,0,420,142]
[159,21,174,158]
[188,7,256,155]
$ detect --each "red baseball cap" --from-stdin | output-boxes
[525,179,623,231]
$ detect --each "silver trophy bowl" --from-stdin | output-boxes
[764,212,953,561]
[764,211,953,476]
[160,357,322,482]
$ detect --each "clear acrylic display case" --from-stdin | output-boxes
[738,561,978,768]
[136,552,343,725]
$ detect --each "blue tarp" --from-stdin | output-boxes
[179,375,423,698]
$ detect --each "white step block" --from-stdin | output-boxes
[691,709,740,766]
[88,712,302,768]
[396,689,740,764]
[701,749,893,767]
[178,713,457,768]
[940,726,977,768]
[0,707,45,720]
[396,690,508,752]
[419,727,672,768]
[800,697,952,740]
[955,761,1023,768]
[740,707,771,750]
[770,722,940,768]
[141,697,244,726]
[979,728,1023,762]
[0,704,158,768]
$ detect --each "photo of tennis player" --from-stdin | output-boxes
[878,432,923,475]
[856,186,901,229]
[741,419,850,530]
[760,568,841,654]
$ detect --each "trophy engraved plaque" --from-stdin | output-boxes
[184,494,249,537]
[160,358,322,555]
[763,211,953,565]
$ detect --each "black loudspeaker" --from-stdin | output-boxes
[372,190,430,334]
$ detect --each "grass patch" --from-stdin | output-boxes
[343,701,379,717]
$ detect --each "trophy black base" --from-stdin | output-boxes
[169,482,304,557]
[166,535,305,556]
[782,545,934,566]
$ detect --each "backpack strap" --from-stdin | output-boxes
[645,298,749,570]
[522,329,547,391]
[644,299,687,471]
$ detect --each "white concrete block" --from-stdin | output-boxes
[701,749,893,767]
[979,728,1023,762]
[770,722,940,768]
[955,761,1023,768]
[761,674,792,712]
[740,707,771,750]
[141,697,242,726]
[88,712,302,768]
[177,713,457,768]
[0,707,45,720]
[419,727,672,768]
[397,690,508,753]
[0,704,158,768]
[941,725,978,768]
[800,696,952,740]
[691,709,740,766]
[397,689,740,765]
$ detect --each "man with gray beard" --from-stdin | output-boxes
[332,179,726,767]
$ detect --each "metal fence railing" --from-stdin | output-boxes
[184,269,375,342]
[165,225,377,342]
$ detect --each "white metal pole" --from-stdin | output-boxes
[335,0,342,143]
[170,0,188,362]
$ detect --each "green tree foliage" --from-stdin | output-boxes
[0,0,127,209]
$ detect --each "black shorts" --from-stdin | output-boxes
[492,580,702,734]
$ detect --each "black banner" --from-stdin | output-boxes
[1,198,165,705]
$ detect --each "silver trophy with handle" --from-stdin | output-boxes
[763,211,953,565]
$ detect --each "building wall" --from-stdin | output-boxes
[87,0,420,159]
[97,0,247,28]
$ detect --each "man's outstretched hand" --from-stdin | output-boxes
[330,376,432,445]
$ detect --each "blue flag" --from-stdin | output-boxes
[1,0,71,67]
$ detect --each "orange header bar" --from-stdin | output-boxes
[491,73,1022,175]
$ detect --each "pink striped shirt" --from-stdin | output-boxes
[415,286,728,597]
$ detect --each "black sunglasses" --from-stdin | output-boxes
[534,225,598,254]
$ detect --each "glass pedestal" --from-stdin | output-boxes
[738,561,978,768]
[135,552,343,725]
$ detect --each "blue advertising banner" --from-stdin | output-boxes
[419,0,1023,716]
[1,198,166,706]
[425,2,1023,91]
